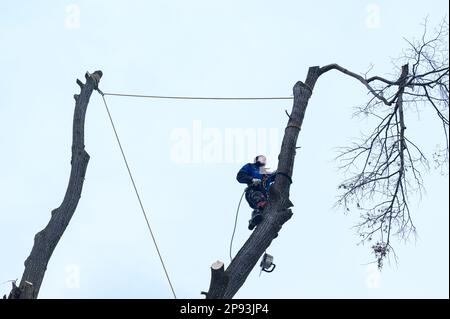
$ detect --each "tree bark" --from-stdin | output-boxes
[9,71,102,299]
[205,261,228,299]
[206,66,321,299]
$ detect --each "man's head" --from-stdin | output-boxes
[254,155,267,167]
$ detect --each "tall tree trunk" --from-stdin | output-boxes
[9,71,102,299]
[206,66,321,299]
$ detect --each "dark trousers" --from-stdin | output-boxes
[245,188,268,210]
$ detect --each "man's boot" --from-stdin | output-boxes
[248,209,263,230]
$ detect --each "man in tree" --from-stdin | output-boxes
[237,155,277,230]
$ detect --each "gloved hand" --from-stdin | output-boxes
[252,178,261,185]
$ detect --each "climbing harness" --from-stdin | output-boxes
[261,174,268,192]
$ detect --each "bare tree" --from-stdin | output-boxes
[6,19,447,300]
[206,19,448,298]
[7,71,102,299]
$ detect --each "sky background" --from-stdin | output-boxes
[0,0,448,299]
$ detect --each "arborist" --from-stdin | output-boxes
[236,155,276,230]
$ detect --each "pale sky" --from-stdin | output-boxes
[0,0,448,298]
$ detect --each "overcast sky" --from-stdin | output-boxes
[1,0,448,298]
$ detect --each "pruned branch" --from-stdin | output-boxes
[205,261,228,299]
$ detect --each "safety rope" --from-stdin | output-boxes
[229,190,246,262]
[0,279,16,286]
[103,92,293,101]
[99,92,177,299]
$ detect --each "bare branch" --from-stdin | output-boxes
[319,63,395,105]
[335,18,448,268]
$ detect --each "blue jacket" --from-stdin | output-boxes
[236,163,276,193]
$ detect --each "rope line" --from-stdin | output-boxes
[103,92,293,101]
[229,190,246,262]
[100,93,177,299]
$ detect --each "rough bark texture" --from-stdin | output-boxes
[205,261,228,299]
[9,71,102,299]
[206,67,321,299]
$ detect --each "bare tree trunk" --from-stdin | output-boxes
[206,66,321,299]
[9,71,102,299]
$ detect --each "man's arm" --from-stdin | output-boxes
[236,164,254,184]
